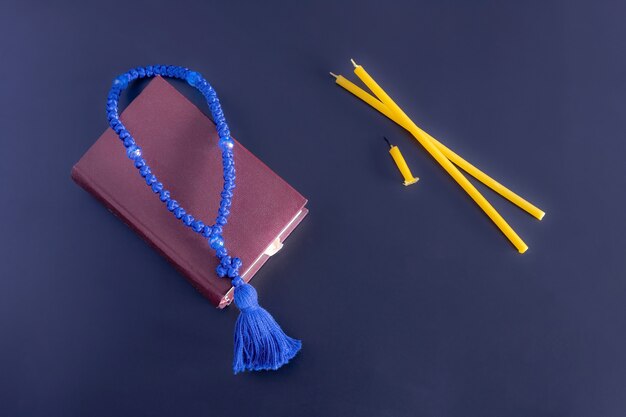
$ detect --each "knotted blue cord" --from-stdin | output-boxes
[106,65,301,374]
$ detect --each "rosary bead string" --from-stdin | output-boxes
[106,65,242,280]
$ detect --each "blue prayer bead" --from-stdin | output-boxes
[145,174,157,185]
[151,182,163,193]
[216,264,227,277]
[209,235,224,249]
[126,145,142,160]
[192,220,204,232]
[202,225,213,237]
[220,255,232,267]
[174,207,185,219]
[219,138,234,151]
[167,199,178,211]
[186,71,201,86]
[123,137,135,147]
[182,214,194,226]
[159,190,170,202]
[231,276,244,287]
[114,74,129,89]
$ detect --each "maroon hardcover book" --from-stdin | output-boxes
[72,77,308,308]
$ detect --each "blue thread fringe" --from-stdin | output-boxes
[232,282,301,374]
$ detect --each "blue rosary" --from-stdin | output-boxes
[106,65,301,374]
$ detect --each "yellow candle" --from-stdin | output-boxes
[350,60,528,253]
[385,137,419,186]
[331,72,545,221]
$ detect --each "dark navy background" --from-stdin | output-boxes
[2,1,625,416]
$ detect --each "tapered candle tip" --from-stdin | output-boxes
[329,72,339,79]
[350,58,359,68]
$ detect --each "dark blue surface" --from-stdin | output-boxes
[2,1,626,416]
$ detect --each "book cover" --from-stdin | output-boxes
[72,77,308,308]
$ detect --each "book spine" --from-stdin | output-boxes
[71,165,224,307]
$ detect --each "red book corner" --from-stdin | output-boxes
[72,77,308,308]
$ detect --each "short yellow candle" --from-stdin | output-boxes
[385,137,419,186]
[330,72,545,221]
[350,60,528,253]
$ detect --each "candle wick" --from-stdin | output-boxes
[329,72,339,79]
[383,136,393,148]
[350,58,359,68]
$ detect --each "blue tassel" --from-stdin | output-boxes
[232,280,301,374]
